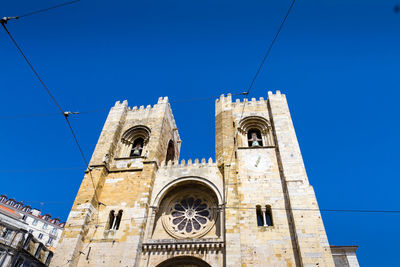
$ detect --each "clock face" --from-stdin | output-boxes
[244,153,271,172]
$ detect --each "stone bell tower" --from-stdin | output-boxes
[52,97,181,266]
[216,91,335,266]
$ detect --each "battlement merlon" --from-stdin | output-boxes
[110,96,178,134]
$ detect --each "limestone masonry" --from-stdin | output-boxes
[52,91,359,267]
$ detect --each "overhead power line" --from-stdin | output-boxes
[245,0,296,94]
[0,20,99,207]
[0,23,65,113]
[0,92,248,120]
[0,0,80,24]
[223,1,296,248]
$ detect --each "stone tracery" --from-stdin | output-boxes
[162,189,216,239]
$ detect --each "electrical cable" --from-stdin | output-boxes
[0,0,80,23]
[224,0,296,221]
[220,3,296,261]
[0,18,101,266]
[245,0,295,94]
[63,206,400,228]
[0,93,248,120]
[0,21,99,207]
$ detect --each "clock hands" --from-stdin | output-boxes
[254,156,261,167]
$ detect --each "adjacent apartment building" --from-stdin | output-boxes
[0,195,65,250]
[0,204,53,266]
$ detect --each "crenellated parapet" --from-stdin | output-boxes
[115,97,179,141]
[215,90,283,105]
[215,91,283,119]
[160,157,215,168]
[113,96,169,110]
[152,157,223,207]
[112,97,173,122]
[215,90,285,123]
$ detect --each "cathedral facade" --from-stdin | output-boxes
[52,91,359,267]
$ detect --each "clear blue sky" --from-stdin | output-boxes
[1,0,399,265]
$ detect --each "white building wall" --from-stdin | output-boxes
[0,199,64,250]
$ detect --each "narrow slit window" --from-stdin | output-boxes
[107,210,115,230]
[265,205,273,226]
[256,205,264,226]
[114,210,123,230]
[165,140,175,164]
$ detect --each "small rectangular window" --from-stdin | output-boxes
[47,237,54,245]
[51,228,57,235]
[22,215,27,221]
[38,233,43,239]
[29,229,34,234]
[14,257,24,266]
[32,219,38,226]
[2,229,12,240]
[42,224,48,230]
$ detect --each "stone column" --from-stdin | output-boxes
[262,207,268,226]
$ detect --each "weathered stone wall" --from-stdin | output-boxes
[139,159,224,267]
[52,97,181,267]
[216,91,335,266]
[235,147,298,266]
[268,91,334,266]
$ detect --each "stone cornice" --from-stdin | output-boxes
[142,239,224,252]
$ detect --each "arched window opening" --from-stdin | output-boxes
[165,140,175,164]
[106,210,123,230]
[248,129,263,147]
[265,205,273,226]
[256,205,273,227]
[119,125,151,158]
[256,205,264,226]
[130,137,144,157]
[238,116,273,148]
[107,210,115,230]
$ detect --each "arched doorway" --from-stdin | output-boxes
[156,256,211,267]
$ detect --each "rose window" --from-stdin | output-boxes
[162,191,216,239]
